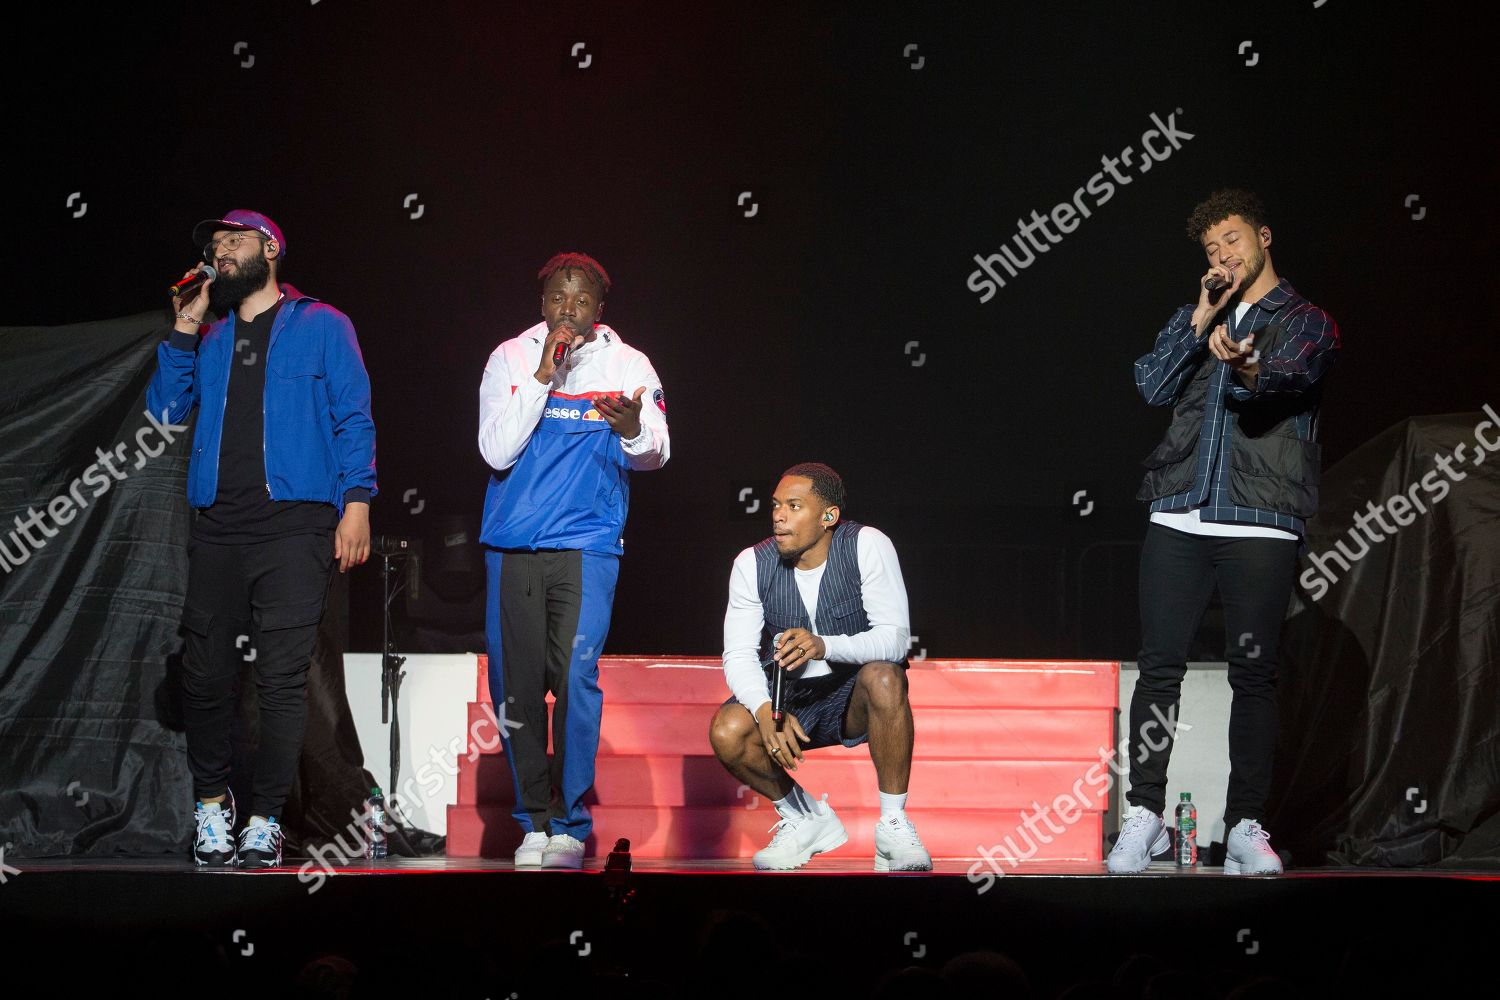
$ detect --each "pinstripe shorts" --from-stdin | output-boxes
[725,667,867,751]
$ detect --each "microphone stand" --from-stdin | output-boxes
[372,541,446,856]
[379,545,409,802]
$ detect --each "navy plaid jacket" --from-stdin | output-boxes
[1134,278,1340,536]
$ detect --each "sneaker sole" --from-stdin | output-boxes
[754,822,849,870]
[874,854,933,872]
[1106,830,1171,873]
[194,854,236,867]
[514,856,544,868]
[1223,857,1282,875]
[540,856,583,869]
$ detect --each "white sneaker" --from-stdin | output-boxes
[1107,805,1170,873]
[1225,819,1283,875]
[541,833,586,869]
[236,816,284,868]
[192,790,237,867]
[753,794,848,870]
[874,812,933,872]
[514,831,549,868]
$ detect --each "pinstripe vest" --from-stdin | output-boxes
[752,521,870,666]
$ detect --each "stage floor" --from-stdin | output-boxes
[4,854,1496,995]
[11,854,1500,878]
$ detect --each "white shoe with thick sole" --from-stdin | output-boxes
[1107,805,1170,873]
[874,812,933,872]
[1224,819,1283,875]
[514,831,549,868]
[753,794,848,870]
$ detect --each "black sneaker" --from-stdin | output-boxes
[193,790,237,867]
[236,817,284,868]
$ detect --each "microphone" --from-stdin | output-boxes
[1203,272,1232,292]
[169,264,216,298]
[552,324,582,367]
[770,656,788,723]
[768,631,789,723]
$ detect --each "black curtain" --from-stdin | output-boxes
[0,315,418,857]
[1271,412,1500,867]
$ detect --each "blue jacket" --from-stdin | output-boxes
[146,283,377,512]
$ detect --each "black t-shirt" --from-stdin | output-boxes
[193,298,339,543]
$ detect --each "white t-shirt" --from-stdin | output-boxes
[721,527,911,714]
[1149,302,1298,542]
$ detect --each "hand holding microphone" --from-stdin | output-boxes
[768,627,826,723]
[170,264,216,329]
[757,634,810,770]
[534,323,584,384]
[1192,263,1242,336]
[773,627,825,670]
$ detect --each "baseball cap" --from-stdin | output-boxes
[192,210,287,258]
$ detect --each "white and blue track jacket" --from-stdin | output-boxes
[478,323,669,555]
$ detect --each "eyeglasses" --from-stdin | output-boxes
[203,232,266,260]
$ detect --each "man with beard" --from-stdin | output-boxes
[478,252,669,869]
[710,463,931,872]
[148,210,376,867]
[1109,190,1339,875]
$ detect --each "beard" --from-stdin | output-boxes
[208,253,272,314]
[773,533,812,563]
[1237,245,1266,288]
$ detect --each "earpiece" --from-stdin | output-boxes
[823,512,834,522]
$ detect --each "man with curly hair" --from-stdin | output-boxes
[1110,190,1340,875]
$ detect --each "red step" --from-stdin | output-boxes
[445,803,1102,861]
[462,700,1113,760]
[452,655,1119,861]
[476,655,1118,707]
[457,753,1114,811]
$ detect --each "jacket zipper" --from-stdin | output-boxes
[263,295,289,499]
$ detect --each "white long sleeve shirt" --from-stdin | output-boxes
[721,526,911,714]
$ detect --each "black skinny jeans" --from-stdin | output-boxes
[1126,522,1298,832]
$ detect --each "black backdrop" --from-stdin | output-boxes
[5,1,1496,659]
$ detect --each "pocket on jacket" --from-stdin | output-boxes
[1228,434,1321,517]
[1142,438,1196,470]
[823,598,867,628]
[1137,443,1199,501]
[270,351,324,378]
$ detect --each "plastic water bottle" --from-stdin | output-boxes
[1175,792,1198,867]
[364,787,388,860]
